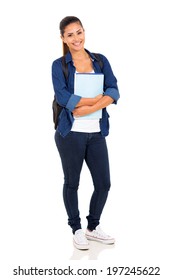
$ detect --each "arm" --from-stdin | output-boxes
[52,59,103,111]
[75,94,103,107]
[73,54,120,117]
[73,95,114,117]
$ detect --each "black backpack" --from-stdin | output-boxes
[52,53,103,129]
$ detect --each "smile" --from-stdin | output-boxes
[73,42,82,46]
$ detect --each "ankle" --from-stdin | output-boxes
[87,227,96,232]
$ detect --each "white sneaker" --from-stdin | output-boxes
[85,226,115,244]
[73,229,89,250]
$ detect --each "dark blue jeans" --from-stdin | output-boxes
[54,131,111,234]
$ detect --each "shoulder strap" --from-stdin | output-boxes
[92,53,103,71]
[61,56,68,80]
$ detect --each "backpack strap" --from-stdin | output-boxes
[92,53,103,71]
[61,56,68,80]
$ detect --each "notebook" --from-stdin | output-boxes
[74,73,104,119]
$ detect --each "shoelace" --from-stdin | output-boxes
[94,226,110,238]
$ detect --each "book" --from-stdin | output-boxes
[74,73,104,119]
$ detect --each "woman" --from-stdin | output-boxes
[52,16,120,250]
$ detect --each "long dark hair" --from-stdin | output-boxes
[59,16,84,56]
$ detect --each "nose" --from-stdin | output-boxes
[73,34,79,41]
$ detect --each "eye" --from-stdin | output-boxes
[67,34,72,37]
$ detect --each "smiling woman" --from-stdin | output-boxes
[60,17,85,53]
[51,16,120,250]
[60,19,92,73]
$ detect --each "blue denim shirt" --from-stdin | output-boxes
[52,49,120,137]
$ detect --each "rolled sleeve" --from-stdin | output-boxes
[104,87,120,103]
[66,94,81,111]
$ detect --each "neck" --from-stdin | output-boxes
[71,49,88,60]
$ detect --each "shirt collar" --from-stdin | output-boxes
[64,49,98,64]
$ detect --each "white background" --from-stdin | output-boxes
[0,0,172,279]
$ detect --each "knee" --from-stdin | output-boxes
[63,183,79,192]
[104,182,111,191]
[95,181,111,192]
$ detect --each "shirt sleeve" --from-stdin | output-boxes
[98,54,120,104]
[52,59,81,111]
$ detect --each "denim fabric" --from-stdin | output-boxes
[55,131,111,234]
[52,49,120,137]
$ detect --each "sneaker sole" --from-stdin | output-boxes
[73,240,89,250]
[85,235,115,245]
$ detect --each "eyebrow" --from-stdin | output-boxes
[67,28,82,36]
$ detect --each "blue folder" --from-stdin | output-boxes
[74,73,104,119]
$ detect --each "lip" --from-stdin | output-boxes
[73,41,82,47]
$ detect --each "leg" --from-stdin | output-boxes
[55,131,87,233]
[85,133,111,230]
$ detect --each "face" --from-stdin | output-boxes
[61,22,85,52]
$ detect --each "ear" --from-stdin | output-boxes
[61,35,67,44]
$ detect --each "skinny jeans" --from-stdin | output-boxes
[55,131,111,234]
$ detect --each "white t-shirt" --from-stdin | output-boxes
[71,118,100,133]
[71,71,101,133]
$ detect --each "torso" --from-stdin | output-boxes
[72,53,93,73]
